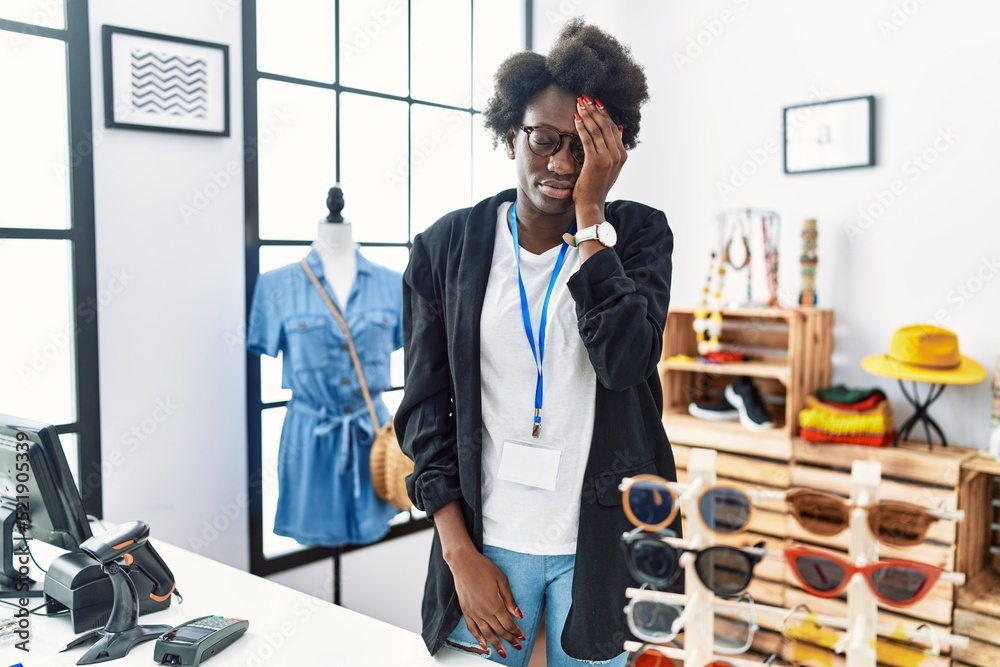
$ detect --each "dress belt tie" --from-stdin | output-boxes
[288,399,375,499]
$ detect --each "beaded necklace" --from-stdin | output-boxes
[693,251,726,355]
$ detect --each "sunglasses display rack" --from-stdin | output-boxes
[621,449,969,667]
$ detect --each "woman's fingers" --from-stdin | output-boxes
[576,95,621,160]
[450,551,524,658]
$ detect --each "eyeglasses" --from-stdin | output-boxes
[519,124,586,163]
[620,529,765,596]
[621,475,755,535]
[624,593,758,654]
[784,546,944,607]
[786,488,945,547]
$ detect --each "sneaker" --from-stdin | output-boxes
[688,398,740,422]
[724,377,775,431]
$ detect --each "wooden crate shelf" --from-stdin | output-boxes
[953,456,1000,666]
[662,306,833,439]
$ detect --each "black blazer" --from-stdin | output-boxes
[394,188,679,660]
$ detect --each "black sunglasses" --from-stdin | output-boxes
[519,124,586,164]
[620,528,765,597]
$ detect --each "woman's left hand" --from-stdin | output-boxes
[572,95,626,215]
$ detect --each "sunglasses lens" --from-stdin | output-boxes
[628,538,680,588]
[627,646,681,667]
[628,480,676,528]
[714,609,752,652]
[869,503,931,547]
[630,600,681,641]
[700,488,751,534]
[869,564,931,605]
[790,491,850,536]
[789,554,845,596]
[696,547,752,596]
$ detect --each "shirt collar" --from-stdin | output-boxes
[304,245,372,282]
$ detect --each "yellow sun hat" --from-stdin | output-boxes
[862,325,986,385]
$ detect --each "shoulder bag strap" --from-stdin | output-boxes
[300,259,382,429]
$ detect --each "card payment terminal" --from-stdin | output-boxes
[153,615,249,666]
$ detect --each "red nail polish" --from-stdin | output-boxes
[519,635,526,641]
[577,96,584,107]
[575,112,582,122]
[516,607,523,619]
[499,648,507,659]
[618,124,623,132]
[582,93,593,105]
[514,643,522,651]
[594,97,604,109]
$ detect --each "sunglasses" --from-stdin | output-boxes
[784,546,943,607]
[621,475,756,534]
[785,487,945,547]
[624,592,757,654]
[625,645,779,667]
[779,604,944,667]
[621,528,765,596]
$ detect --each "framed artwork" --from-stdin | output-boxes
[102,25,230,137]
[783,96,875,174]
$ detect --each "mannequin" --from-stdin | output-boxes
[314,184,357,309]
[246,184,404,550]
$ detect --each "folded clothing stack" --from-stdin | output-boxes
[798,385,896,446]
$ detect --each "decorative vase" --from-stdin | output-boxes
[799,218,818,307]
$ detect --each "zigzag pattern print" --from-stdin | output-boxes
[130,49,208,118]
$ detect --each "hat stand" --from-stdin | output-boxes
[895,380,948,448]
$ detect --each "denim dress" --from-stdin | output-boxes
[248,247,402,547]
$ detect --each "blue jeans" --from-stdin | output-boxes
[443,545,627,667]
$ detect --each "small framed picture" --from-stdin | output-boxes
[783,96,875,174]
[102,25,230,137]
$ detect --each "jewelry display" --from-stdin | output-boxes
[715,208,781,307]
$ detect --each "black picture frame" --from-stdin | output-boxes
[783,95,875,174]
[102,25,230,137]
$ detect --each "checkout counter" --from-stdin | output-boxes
[4,536,485,666]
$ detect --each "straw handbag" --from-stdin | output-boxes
[301,260,414,511]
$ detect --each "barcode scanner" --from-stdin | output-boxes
[62,521,178,664]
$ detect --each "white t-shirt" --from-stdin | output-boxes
[480,202,597,555]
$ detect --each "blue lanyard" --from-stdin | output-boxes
[509,201,576,438]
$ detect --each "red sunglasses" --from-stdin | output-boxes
[785,546,943,607]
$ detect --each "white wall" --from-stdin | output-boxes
[89,0,249,568]
[536,0,1000,447]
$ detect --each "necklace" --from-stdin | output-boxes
[693,251,726,355]
[722,212,750,270]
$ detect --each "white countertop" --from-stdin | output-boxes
[3,538,484,667]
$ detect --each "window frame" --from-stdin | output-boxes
[0,1,103,518]
[243,0,530,579]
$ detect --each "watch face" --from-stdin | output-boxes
[598,223,617,247]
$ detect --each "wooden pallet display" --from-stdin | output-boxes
[953,455,1000,667]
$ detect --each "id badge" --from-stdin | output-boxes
[496,433,564,491]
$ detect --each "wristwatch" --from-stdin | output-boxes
[563,221,617,248]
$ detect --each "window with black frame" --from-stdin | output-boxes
[244,0,528,577]
[0,3,102,518]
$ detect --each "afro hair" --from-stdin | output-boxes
[481,18,649,150]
